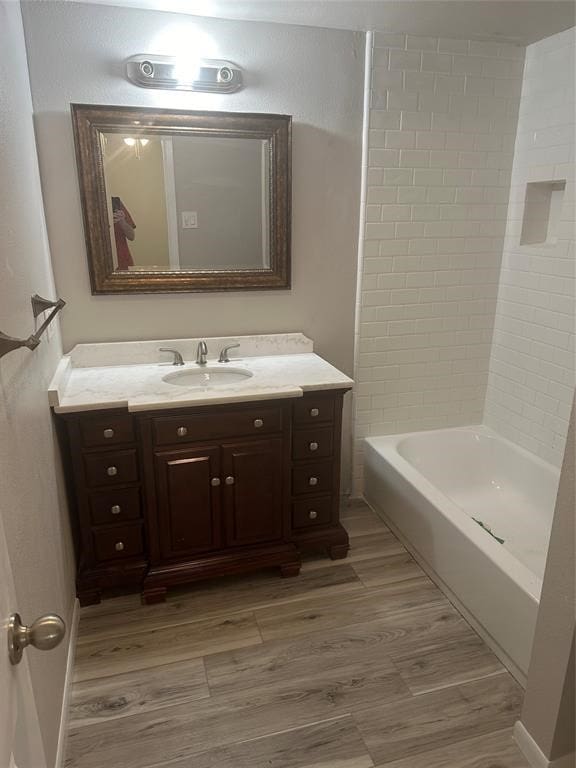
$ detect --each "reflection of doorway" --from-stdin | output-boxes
[161,138,180,270]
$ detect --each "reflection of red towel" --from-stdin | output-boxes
[114,201,135,270]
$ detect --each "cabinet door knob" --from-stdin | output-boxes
[225,476,235,486]
[253,418,264,428]
[310,408,319,417]
[309,442,319,452]
[115,542,125,552]
[103,428,115,439]
[308,476,318,486]
[111,504,121,515]
[177,426,188,437]
[211,477,221,487]
[308,510,318,520]
[106,466,118,477]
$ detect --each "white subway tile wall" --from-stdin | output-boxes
[484,27,576,467]
[354,34,525,490]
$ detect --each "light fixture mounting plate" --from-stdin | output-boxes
[125,54,243,93]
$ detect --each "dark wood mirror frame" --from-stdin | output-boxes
[71,104,292,294]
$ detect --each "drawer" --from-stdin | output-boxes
[153,406,283,446]
[84,450,139,488]
[80,413,135,448]
[93,523,143,562]
[293,396,335,426]
[292,426,334,461]
[292,461,334,496]
[89,487,142,526]
[292,496,333,529]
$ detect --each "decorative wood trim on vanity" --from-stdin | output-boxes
[54,390,350,605]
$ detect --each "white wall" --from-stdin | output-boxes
[21,1,363,490]
[20,2,363,364]
[519,398,575,764]
[0,2,76,763]
[354,32,524,488]
[484,27,576,468]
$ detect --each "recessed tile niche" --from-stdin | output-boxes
[520,180,566,246]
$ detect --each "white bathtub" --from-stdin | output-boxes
[363,425,559,683]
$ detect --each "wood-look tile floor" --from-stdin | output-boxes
[65,500,530,768]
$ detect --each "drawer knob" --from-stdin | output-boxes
[310,408,319,417]
[177,426,188,437]
[309,442,319,452]
[308,476,318,486]
[254,418,264,428]
[106,466,118,477]
[110,505,121,515]
[308,510,318,520]
[225,476,235,486]
[103,428,115,439]
[115,542,125,552]
[211,477,221,487]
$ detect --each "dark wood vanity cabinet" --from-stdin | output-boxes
[56,389,349,605]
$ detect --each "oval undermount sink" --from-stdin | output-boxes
[162,366,253,389]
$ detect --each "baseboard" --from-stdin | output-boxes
[514,722,576,768]
[55,598,80,768]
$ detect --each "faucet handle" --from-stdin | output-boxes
[159,348,184,366]
[218,343,240,363]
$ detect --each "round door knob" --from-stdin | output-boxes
[103,428,115,439]
[308,510,318,520]
[254,419,264,428]
[309,442,319,452]
[111,504,121,515]
[177,426,188,437]
[310,408,319,417]
[211,477,221,487]
[225,476,235,485]
[115,541,125,552]
[8,612,66,665]
[106,466,118,477]
[308,476,318,486]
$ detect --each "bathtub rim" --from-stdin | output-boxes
[363,424,557,602]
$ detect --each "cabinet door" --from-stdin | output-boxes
[154,446,221,559]
[222,438,284,547]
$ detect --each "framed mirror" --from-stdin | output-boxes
[71,104,291,293]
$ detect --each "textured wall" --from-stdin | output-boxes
[0,2,75,762]
[484,27,576,468]
[354,32,524,489]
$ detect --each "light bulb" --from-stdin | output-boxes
[123,137,136,146]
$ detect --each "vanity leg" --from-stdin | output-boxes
[280,561,301,578]
[142,586,167,605]
[78,588,102,607]
[328,543,349,561]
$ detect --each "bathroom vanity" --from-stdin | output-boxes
[49,334,353,605]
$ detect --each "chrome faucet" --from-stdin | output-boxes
[196,341,208,366]
[159,347,184,366]
[218,343,240,363]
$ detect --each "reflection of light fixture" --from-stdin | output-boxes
[125,54,242,92]
[123,136,149,158]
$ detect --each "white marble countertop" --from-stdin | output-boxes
[49,334,353,413]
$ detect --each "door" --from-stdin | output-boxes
[222,438,284,547]
[154,445,222,559]
[0,512,47,768]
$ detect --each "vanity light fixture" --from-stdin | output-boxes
[125,54,243,93]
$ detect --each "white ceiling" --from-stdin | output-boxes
[69,0,575,44]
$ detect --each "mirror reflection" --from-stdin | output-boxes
[101,132,270,272]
